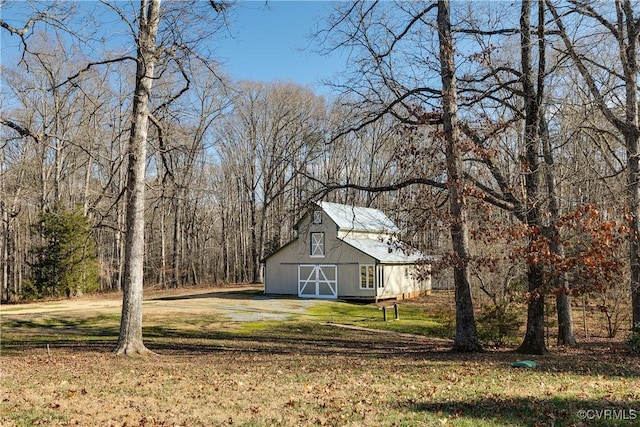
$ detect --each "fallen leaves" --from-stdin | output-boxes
[2,291,639,427]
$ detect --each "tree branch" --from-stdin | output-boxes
[330,86,442,143]
[0,15,46,36]
[303,171,446,202]
[546,0,628,132]
[375,4,437,59]
[52,57,137,90]
[456,27,519,36]
[0,117,42,142]
[153,50,191,113]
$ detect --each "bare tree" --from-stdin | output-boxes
[546,0,640,328]
[514,0,547,354]
[1,11,117,300]
[113,0,162,355]
[438,0,481,352]
[215,81,325,283]
[320,0,481,351]
[450,0,580,352]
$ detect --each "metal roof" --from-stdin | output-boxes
[318,201,400,233]
[340,237,424,264]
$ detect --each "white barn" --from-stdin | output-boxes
[263,201,432,300]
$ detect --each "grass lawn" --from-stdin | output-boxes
[1,287,638,426]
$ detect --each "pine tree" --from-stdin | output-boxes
[30,205,99,298]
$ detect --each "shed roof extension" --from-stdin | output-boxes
[340,237,424,264]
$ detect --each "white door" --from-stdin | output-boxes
[298,264,338,299]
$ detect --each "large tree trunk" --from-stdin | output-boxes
[516,0,547,355]
[536,0,576,346]
[556,290,575,345]
[438,0,481,352]
[518,265,547,354]
[115,0,161,356]
[541,130,575,345]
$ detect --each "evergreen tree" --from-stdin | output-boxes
[29,205,99,298]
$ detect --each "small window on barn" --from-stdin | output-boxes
[377,266,384,288]
[360,264,375,289]
[312,211,322,224]
[310,232,324,257]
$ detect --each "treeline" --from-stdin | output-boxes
[0,4,438,298]
[1,1,638,352]
[0,52,417,298]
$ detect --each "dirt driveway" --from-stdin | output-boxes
[0,286,327,322]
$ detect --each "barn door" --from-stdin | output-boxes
[298,264,338,299]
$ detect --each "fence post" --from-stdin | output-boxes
[394,303,399,320]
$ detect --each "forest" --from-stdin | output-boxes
[1,0,639,355]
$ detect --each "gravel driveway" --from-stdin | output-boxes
[0,286,327,322]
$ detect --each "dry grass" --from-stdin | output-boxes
[1,286,638,427]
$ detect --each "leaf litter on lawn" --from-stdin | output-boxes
[1,286,638,426]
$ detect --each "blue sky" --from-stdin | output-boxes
[0,1,346,95]
[218,1,345,92]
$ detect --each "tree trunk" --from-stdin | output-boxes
[615,0,640,328]
[83,157,92,216]
[1,200,8,302]
[516,0,547,355]
[1,145,7,302]
[536,1,576,346]
[249,189,261,283]
[541,113,576,346]
[159,200,167,288]
[438,0,481,352]
[628,129,640,327]
[556,291,575,345]
[14,221,22,296]
[172,193,181,287]
[624,2,640,325]
[254,207,267,284]
[115,0,161,356]
[518,265,547,354]
[221,203,230,282]
[115,207,124,292]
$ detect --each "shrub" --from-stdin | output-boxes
[477,303,522,346]
[20,279,41,301]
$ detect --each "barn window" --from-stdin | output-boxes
[310,232,324,257]
[312,211,322,224]
[360,264,375,289]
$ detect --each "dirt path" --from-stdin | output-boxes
[0,286,327,321]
